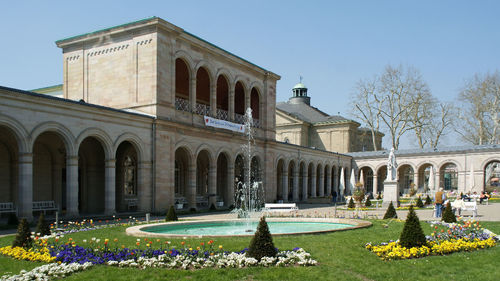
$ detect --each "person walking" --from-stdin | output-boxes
[435,188,445,218]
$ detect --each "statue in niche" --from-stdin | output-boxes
[386,147,398,181]
[124,156,135,195]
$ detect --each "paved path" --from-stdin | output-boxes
[2,203,498,238]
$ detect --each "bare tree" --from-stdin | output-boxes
[350,77,382,150]
[351,65,434,150]
[424,103,454,148]
[378,65,431,149]
[457,71,500,145]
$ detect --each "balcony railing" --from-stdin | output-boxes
[216,109,229,120]
[195,103,211,116]
[234,113,245,124]
[175,97,190,112]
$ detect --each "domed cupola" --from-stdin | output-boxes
[290,78,310,105]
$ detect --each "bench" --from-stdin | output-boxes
[463,201,478,218]
[0,202,16,214]
[196,195,208,206]
[32,201,57,214]
[124,198,138,211]
[263,203,299,213]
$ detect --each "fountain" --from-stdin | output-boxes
[127,108,371,237]
[233,108,265,231]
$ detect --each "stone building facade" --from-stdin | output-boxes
[276,83,383,153]
[1,17,353,220]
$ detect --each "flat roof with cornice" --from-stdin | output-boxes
[348,144,500,159]
[55,17,280,79]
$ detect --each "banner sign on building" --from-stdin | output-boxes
[204,116,245,133]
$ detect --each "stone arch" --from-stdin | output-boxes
[234,80,247,117]
[195,144,216,164]
[439,161,459,191]
[195,66,212,108]
[115,140,139,212]
[397,164,415,194]
[483,158,500,192]
[30,121,76,156]
[174,51,195,77]
[76,128,113,160]
[438,159,462,172]
[216,148,234,165]
[113,132,146,163]
[174,141,195,160]
[250,86,261,121]
[215,68,234,86]
[481,157,500,171]
[175,56,192,101]
[0,113,30,152]
[216,74,230,114]
[175,146,192,209]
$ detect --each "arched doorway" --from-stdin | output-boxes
[484,160,500,192]
[307,163,314,197]
[32,132,67,213]
[250,87,260,127]
[299,162,305,201]
[115,141,138,212]
[216,75,229,120]
[234,154,246,208]
[316,164,322,197]
[276,159,285,201]
[216,153,229,207]
[234,82,245,123]
[398,165,414,195]
[359,167,374,197]
[196,150,211,207]
[417,164,433,192]
[175,58,190,111]
[0,126,19,207]
[288,161,295,201]
[196,67,210,115]
[175,147,190,209]
[440,163,458,191]
[78,137,105,214]
[376,166,387,195]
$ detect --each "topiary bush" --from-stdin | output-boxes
[383,202,397,219]
[12,218,32,249]
[365,197,372,207]
[416,196,424,208]
[7,213,18,226]
[35,213,51,237]
[247,216,277,261]
[209,203,216,211]
[442,202,456,223]
[399,205,427,248]
[165,206,178,222]
[347,197,355,209]
[425,195,432,205]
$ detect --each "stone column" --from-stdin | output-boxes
[302,171,308,202]
[66,155,79,217]
[210,83,217,117]
[229,87,235,121]
[311,167,316,198]
[190,77,196,112]
[188,162,197,209]
[104,158,116,215]
[18,153,33,220]
[373,174,379,196]
[282,170,288,202]
[326,168,332,196]
[318,168,324,197]
[138,161,153,212]
[227,163,235,207]
[293,166,299,202]
[208,163,217,206]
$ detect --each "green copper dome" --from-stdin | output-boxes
[293,82,307,89]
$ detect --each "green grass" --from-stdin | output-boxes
[1,220,500,281]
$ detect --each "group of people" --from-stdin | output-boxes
[435,189,492,217]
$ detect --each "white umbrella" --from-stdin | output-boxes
[428,166,435,191]
[469,163,475,192]
[339,167,345,197]
[350,168,356,194]
[360,169,365,187]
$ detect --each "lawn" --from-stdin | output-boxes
[1,219,499,281]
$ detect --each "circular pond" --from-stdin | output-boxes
[127,218,371,238]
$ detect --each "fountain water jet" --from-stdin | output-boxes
[233,108,265,231]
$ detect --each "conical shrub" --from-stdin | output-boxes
[347,197,355,209]
[247,217,277,261]
[383,202,397,219]
[399,205,427,248]
[425,195,432,205]
[442,202,456,223]
[35,213,51,237]
[365,197,372,207]
[165,206,178,222]
[12,218,32,249]
[416,197,424,208]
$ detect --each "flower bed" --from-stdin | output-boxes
[366,220,499,260]
[1,262,93,281]
[0,246,55,263]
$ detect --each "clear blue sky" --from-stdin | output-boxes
[1,1,499,148]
